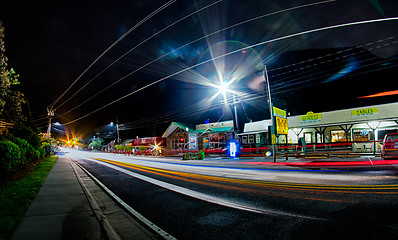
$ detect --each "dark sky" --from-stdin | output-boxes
[1,0,398,140]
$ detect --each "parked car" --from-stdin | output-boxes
[381,133,398,160]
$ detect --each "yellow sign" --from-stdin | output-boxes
[273,106,286,118]
[271,134,276,144]
[299,111,321,123]
[351,107,378,117]
[276,116,288,135]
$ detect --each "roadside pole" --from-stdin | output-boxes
[264,65,276,162]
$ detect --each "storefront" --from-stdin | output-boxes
[162,121,234,154]
[238,119,271,148]
[287,102,398,153]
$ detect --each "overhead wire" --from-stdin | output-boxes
[58,0,336,117]
[55,0,223,110]
[48,0,177,109]
[62,17,398,125]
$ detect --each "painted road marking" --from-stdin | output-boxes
[85,157,325,221]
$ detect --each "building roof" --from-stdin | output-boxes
[162,121,234,138]
[288,102,398,128]
[162,122,194,138]
[243,119,272,133]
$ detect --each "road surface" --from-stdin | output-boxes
[64,149,398,239]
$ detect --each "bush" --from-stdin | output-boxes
[138,146,146,152]
[182,151,205,160]
[10,122,41,150]
[198,150,205,160]
[12,138,30,164]
[38,147,45,159]
[0,140,21,173]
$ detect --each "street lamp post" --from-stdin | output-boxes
[264,65,276,162]
[232,93,240,133]
[115,117,120,144]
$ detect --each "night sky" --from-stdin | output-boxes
[1,0,398,140]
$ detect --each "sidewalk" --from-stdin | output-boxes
[12,155,159,240]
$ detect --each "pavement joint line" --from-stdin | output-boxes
[67,157,121,240]
[75,158,177,240]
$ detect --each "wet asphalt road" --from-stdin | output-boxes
[66,151,398,240]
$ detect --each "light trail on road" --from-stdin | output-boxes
[89,157,398,206]
[66,150,398,239]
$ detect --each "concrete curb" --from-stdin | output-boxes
[68,158,121,240]
[71,159,176,240]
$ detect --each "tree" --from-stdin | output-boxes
[0,21,25,123]
[88,138,104,150]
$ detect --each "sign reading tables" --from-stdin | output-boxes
[351,107,378,117]
[299,111,322,124]
[273,106,287,118]
[276,116,288,135]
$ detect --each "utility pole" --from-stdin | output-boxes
[116,117,120,144]
[264,65,276,162]
[46,107,55,135]
[232,94,240,133]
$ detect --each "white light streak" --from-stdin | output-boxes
[63,17,398,125]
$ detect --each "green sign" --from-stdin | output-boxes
[299,111,321,123]
[351,107,378,117]
[273,106,286,118]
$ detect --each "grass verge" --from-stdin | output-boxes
[0,156,58,240]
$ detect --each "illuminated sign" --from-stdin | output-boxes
[299,111,322,123]
[229,142,237,157]
[188,133,197,150]
[273,106,286,118]
[351,107,378,117]
[276,116,288,135]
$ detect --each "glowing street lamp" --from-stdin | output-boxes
[215,80,240,133]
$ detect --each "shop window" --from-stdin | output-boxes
[331,130,350,142]
[248,135,254,144]
[353,130,374,142]
[242,136,248,144]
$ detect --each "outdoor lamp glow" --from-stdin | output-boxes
[218,81,228,95]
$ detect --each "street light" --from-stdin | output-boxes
[110,118,120,144]
[215,80,240,133]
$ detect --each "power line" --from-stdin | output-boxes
[58,0,336,117]
[55,0,223,110]
[48,0,177,109]
[62,17,398,125]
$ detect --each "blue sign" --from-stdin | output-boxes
[229,142,238,158]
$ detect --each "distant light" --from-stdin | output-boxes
[110,121,114,125]
[54,122,61,126]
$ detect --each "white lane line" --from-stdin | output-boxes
[86,158,325,221]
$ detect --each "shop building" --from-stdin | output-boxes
[162,120,234,154]
[286,102,398,153]
[238,102,398,153]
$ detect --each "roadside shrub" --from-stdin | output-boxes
[12,138,30,164]
[182,151,205,160]
[10,122,41,150]
[38,147,45,159]
[138,146,146,152]
[198,150,205,160]
[0,140,21,173]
